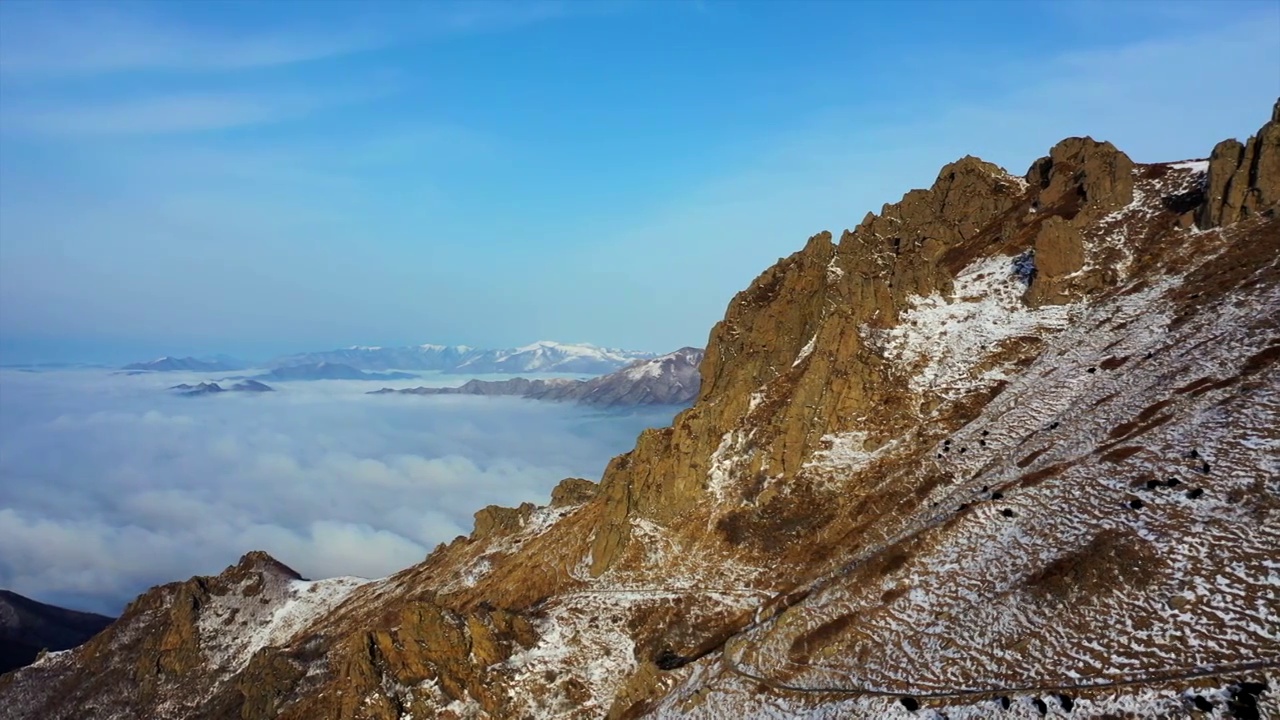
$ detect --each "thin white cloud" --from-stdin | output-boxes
[0,0,635,80]
[0,5,387,79]
[0,83,396,137]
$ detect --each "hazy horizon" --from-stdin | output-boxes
[2,1,1278,365]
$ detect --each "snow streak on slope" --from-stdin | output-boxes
[197,574,370,674]
[871,255,1072,400]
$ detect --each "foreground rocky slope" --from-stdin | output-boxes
[3,102,1278,719]
[371,347,704,408]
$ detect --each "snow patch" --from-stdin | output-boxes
[872,255,1073,399]
[198,575,370,674]
[793,335,817,367]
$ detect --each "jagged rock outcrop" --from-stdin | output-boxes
[550,477,599,507]
[1028,136,1135,223]
[1200,98,1280,228]
[1023,215,1086,306]
[4,101,1279,720]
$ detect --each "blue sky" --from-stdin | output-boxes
[1,0,1277,363]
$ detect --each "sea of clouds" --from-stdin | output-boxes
[0,368,679,615]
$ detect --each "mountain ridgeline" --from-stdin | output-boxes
[0,592,113,676]
[371,347,704,408]
[4,101,1279,719]
[267,341,656,375]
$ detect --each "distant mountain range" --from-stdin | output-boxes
[371,347,703,407]
[1,590,114,675]
[122,356,244,373]
[121,342,658,377]
[248,363,418,382]
[169,380,274,396]
[269,341,656,375]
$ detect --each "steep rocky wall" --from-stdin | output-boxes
[587,138,1146,577]
[1200,99,1280,228]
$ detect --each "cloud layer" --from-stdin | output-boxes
[0,369,676,614]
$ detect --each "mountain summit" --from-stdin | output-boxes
[4,101,1278,718]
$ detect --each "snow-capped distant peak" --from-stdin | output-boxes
[346,346,383,351]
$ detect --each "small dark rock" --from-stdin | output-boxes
[1032,697,1048,715]
[1165,477,1182,487]
[1057,693,1074,712]
[1192,695,1214,712]
[654,650,686,670]
[1129,498,1144,510]
[900,696,919,712]
[1086,367,1097,374]
[1001,508,1015,518]
[1187,488,1205,499]
[1146,479,1161,490]
[991,491,1004,500]
[1236,681,1268,697]
[1200,461,1211,473]
[998,696,1011,710]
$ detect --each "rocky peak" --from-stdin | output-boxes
[1199,97,1280,228]
[1026,136,1136,223]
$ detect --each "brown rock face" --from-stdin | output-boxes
[1024,215,1085,306]
[1027,136,1135,223]
[1200,97,1280,228]
[550,477,599,507]
[471,502,536,541]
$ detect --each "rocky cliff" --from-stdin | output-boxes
[4,101,1278,719]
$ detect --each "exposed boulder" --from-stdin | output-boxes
[1024,216,1086,306]
[471,502,537,541]
[550,477,599,507]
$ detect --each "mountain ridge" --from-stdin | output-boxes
[265,341,656,375]
[0,591,114,676]
[371,347,704,407]
[5,100,1278,719]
